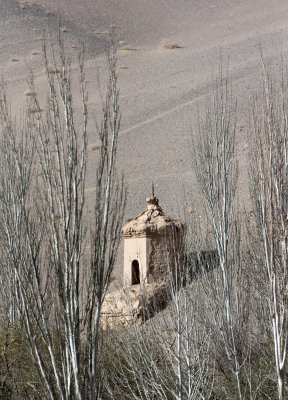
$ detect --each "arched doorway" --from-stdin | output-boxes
[131,260,140,285]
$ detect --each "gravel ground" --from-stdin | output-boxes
[1,0,288,281]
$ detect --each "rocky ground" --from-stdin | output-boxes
[1,0,288,282]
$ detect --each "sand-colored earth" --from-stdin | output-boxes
[1,0,288,279]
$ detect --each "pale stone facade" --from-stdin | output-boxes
[121,195,185,286]
[101,195,185,327]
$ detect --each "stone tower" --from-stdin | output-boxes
[121,195,185,286]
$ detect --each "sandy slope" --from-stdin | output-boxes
[1,0,288,279]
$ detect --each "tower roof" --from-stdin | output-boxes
[122,196,184,238]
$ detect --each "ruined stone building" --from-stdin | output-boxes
[101,194,185,325]
[121,194,185,286]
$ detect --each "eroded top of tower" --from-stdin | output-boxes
[121,196,184,238]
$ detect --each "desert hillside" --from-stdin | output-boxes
[2,0,288,281]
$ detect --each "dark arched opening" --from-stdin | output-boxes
[131,260,140,285]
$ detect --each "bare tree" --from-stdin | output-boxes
[249,58,288,400]
[191,67,249,399]
[101,232,213,400]
[0,31,125,400]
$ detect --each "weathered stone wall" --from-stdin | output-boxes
[148,230,184,284]
[123,236,148,286]
[148,235,165,283]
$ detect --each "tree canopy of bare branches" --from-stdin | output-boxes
[0,32,125,400]
[249,59,288,400]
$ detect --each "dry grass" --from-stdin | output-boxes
[28,107,44,114]
[10,58,19,62]
[46,66,61,74]
[165,146,177,151]
[24,90,36,97]
[24,1,37,6]
[95,31,109,35]
[160,41,182,50]
[92,145,101,151]
[120,46,136,51]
